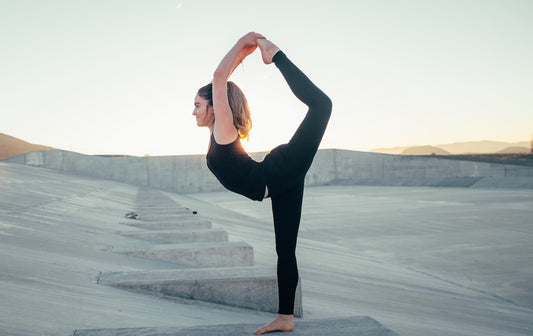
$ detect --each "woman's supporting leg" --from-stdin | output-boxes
[271,179,304,315]
[254,180,304,335]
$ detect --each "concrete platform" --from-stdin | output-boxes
[2,161,532,336]
[113,242,254,267]
[136,214,199,221]
[73,316,397,336]
[119,228,229,243]
[98,266,303,317]
[135,210,196,217]
[122,219,212,230]
[133,206,190,212]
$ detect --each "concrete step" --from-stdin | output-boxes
[134,203,183,209]
[113,242,254,267]
[136,210,195,216]
[134,200,179,205]
[134,205,188,210]
[73,316,398,335]
[122,219,212,230]
[119,228,229,243]
[133,200,178,205]
[97,266,302,317]
[136,213,198,221]
[132,205,192,213]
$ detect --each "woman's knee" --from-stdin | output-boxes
[276,243,297,260]
[320,94,333,113]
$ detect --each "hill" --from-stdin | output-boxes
[373,140,530,155]
[438,140,530,154]
[400,146,450,155]
[497,146,530,154]
[370,146,409,155]
[0,133,54,160]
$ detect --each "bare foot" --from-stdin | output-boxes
[253,314,294,335]
[257,39,280,65]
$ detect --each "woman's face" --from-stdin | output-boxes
[193,94,214,128]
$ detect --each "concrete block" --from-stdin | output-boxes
[136,210,194,216]
[119,228,229,243]
[122,219,212,230]
[133,201,177,206]
[133,206,191,213]
[137,213,197,221]
[74,316,397,335]
[97,266,303,317]
[113,242,254,267]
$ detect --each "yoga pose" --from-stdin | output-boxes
[193,32,332,334]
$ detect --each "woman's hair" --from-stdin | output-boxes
[197,82,252,140]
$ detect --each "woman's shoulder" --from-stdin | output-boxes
[211,131,240,147]
[213,121,240,145]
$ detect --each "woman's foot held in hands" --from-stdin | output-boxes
[257,39,280,65]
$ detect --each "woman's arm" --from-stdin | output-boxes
[212,32,264,144]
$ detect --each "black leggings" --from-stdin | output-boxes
[262,51,332,315]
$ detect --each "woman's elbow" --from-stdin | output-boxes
[212,70,227,83]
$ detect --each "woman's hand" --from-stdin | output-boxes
[237,32,266,61]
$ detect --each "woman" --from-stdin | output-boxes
[193,32,332,334]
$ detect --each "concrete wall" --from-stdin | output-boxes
[5,149,533,192]
[331,149,533,187]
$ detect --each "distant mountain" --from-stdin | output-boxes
[401,146,450,155]
[437,140,530,154]
[370,146,409,155]
[0,133,54,160]
[372,140,530,155]
[497,146,531,154]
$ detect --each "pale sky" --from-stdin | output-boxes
[1,0,532,156]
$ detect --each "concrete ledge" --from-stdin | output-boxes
[74,316,397,335]
[134,205,190,209]
[471,176,533,189]
[122,219,212,230]
[113,242,254,267]
[136,212,197,221]
[337,176,485,187]
[119,228,229,243]
[98,266,302,317]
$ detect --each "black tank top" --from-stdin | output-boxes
[206,133,266,201]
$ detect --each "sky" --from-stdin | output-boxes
[1,0,532,156]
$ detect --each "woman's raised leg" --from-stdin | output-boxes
[258,39,332,197]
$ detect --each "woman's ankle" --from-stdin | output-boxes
[258,39,280,64]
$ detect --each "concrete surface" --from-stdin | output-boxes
[172,185,533,336]
[119,228,229,243]
[1,161,533,336]
[122,219,212,230]
[137,212,195,218]
[135,214,199,221]
[98,266,303,317]
[113,241,254,267]
[133,206,191,212]
[136,212,196,219]
[73,316,397,336]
